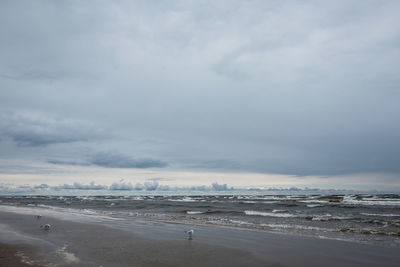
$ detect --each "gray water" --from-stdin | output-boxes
[1,194,399,247]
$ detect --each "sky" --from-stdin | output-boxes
[0,0,399,191]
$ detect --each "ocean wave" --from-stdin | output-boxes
[186,211,204,215]
[340,228,400,236]
[306,204,324,208]
[306,214,353,221]
[244,210,295,218]
[205,210,244,215]
[299,200,330,204]
[342,196,400,206]
[272,209,288,213]
[237,196,283,201]
[361,213,400,217]
[262,223,334,232]
[181,209,243,216]
[278,203,298,207]
[167,197,197,202]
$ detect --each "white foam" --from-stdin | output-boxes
[272,209,287,213]
[169,197,196,202]
[244,210,295,218]
[299,200,329,204]
[342,196,400,206]
[311,214,352,221]
[262,223,333,232]
[306,204,324,208]
[186,211,204,215]
[229,219,253,226]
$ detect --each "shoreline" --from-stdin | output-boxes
[0,210,276,267]
[1,202,398,249]
[1,207,400,266]
[1,194,399,248]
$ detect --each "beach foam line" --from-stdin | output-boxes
[244,210,295,218]
[262,223,334,232]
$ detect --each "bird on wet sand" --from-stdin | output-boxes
[40,224,51,230]
[184,229,194,240]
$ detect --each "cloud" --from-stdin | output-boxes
[53,182,108,190]
[0,112,105,147]
[188,160,242,170]
[0,70,58,82]
[108,181,159,190]
[3,181,395,195]
[46,159,90,166]
[46,153,168,170]
[33,184,50,189]
[133,183,145,190]
[143,181,159,191]
[0,1,399,183]
[211,182,231,191]
[89,152,167,169]
[146,177,172,182]
[109,182,134,190]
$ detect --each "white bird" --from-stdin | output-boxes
[35,215,42,219]
[40,224,51,230]
[184,229,194,240]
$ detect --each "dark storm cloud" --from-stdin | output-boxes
[9,132,88,147]
[46,153,168,169]
[0,0,399,180]
[46,159,90,166]
[89,152,168,169]
[0,112,105,146]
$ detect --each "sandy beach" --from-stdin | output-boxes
[0,210,277,267]
[0,243,44,267]
[1,208,400,267]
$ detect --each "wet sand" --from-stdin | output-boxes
[1,209,400,266]
[0,211,277,267]
[0,243,44,267]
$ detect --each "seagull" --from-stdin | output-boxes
[40,224,51,230]
[35,215,42,219]
[184,229,194,240]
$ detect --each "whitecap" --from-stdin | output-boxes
[272,209,287,213]
[306,204,324,208]
[186,211,204,215]
[342,196,400,206]
[244,210,295,218]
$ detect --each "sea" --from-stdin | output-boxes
[1,192,399,248]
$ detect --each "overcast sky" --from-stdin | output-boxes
[1,0,399,189]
